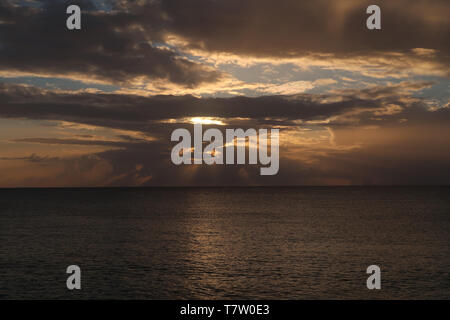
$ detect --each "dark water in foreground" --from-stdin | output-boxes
[0,187,449,299]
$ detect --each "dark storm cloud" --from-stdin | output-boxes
[0,0,220,86]
[1,0,448,85]
[160,0,450,60]
[1,82,433,132]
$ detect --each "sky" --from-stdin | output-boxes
[0,0,449,187]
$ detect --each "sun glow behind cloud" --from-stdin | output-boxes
[189,117,226,126]
[161,117,227,126]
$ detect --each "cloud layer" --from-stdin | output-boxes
[1,81,449,186]
[0,0,449,186]
[0,0,221,86]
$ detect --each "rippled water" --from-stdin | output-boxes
[0,187,449,299]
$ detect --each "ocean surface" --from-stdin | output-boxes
[0,187,449,299]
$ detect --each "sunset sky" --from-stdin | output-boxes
[0,0,449,186]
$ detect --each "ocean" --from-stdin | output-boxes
[0,187,449,299]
